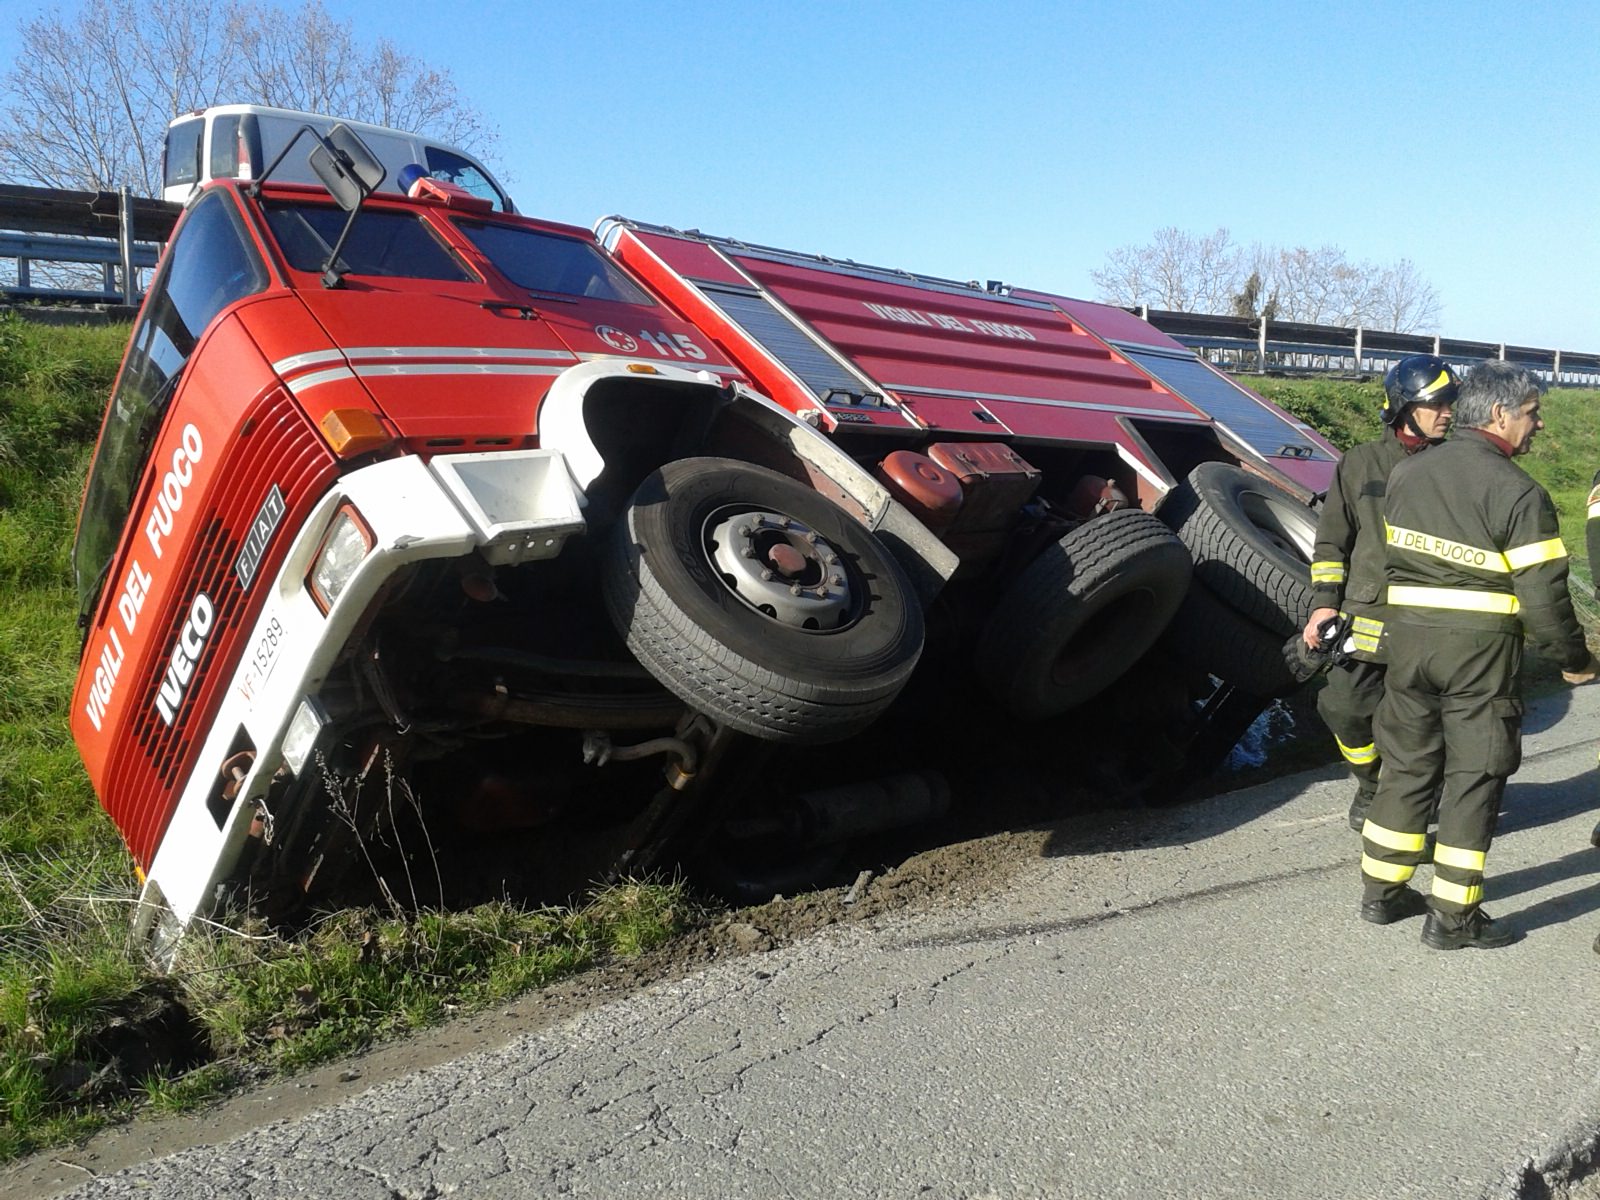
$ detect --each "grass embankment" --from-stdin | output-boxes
[1246,374,1600,616]
[0,316,691,1160]
[1,335,1594,1160]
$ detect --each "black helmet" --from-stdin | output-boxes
[1381,355,1459,428]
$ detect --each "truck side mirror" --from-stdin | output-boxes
[310,124,385,212]
[306,125,386,288]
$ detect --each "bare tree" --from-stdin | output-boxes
[1370,258,1442,333]
[1094,228,1444,334]
[0,0,497,197]
[227,2,494,152]
[1090,227,1241,314]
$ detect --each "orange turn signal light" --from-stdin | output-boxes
[319,408,392,457]
[626,363,660,374]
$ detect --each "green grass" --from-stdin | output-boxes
[0,313,696,1161]
[1,318,1595,1163]
[1240,375,1600,601]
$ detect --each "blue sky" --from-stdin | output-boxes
[5,0,1597,350]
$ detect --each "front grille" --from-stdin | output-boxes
[103,390,336,867]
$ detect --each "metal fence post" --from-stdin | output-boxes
[118,185,135,304]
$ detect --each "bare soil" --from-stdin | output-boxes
[0,668,1447,1196]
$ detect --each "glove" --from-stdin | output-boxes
[1281,613,1355,684]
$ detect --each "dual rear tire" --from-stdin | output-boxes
[603,456,1319,738]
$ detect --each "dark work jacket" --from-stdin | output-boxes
[1587,469,1600,601]
[1309,432,1407,662]
[1382,429,1588,670]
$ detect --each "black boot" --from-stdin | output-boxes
[1590,820,1600,849]
[1421,908,1517,950]
[1347,791,1374,832]
[1360,888,1428,925]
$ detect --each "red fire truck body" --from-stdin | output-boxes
[70,147,1334,952]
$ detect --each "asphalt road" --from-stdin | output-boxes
[17,683,1600,1200]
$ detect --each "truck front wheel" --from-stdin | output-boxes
[602,457,924,744]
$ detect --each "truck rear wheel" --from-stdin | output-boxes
[1163,578,1299,697]
[976,508,1191,718]
[1160,461,1317,637]
[603,457,924,744]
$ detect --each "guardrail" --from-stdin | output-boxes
[1136,307,1600,388]
[2,182,1596,388]
[0,184,180,306]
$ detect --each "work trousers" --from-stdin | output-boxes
[1360,624,1523,915]
[1317,657,1385,802]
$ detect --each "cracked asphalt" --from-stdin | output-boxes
[14,682,1600,1199]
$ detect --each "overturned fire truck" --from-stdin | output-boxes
[70,124,1337,952]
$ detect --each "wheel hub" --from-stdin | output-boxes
[706,509,852,630]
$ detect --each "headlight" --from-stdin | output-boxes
[307,505,373,612]
[281,696,328,777]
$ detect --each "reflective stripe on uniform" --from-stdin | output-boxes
[1362,854,1416,883]
[1386,523,1511,572]
[1431,877,1483,906]
[1336,736,1379,766]
[1351,614,1383,653]
[1311,561,1347,584]
[1387,585,1519,615]
[1589,501,1600,520]
[1362,821,1428,853]
[1433,843,1487,872]
[1386,523,1565,575]
[1504,537,1568,570]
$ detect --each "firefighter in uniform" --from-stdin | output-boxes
[1360,361,1599,948]
[1588,470,1600,853]
[1305,356,1458,831]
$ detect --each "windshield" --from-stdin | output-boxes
[74,191,266,623]
[263,201,475,281]
[164,119,203,188]
[454,220,654,305]
[424,147,507,211]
